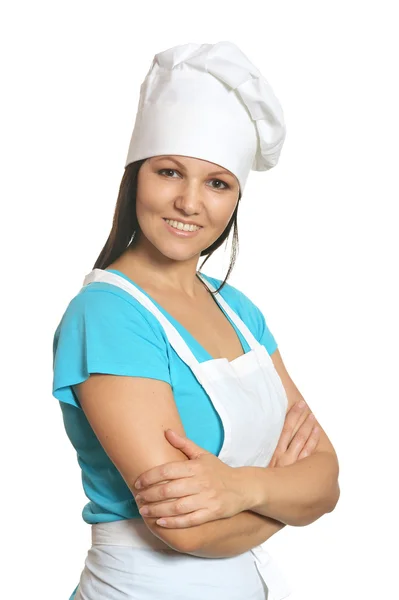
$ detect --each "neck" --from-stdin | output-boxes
[115,244,205,299]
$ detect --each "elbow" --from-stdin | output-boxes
[295,480,341,527]
[327,480,341,513]
[316,480,341,524]
[311,456,341,521]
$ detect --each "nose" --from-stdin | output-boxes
[173,181,203,216]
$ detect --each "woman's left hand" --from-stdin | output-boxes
[133,429,247,528]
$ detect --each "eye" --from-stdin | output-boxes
[209,179,230,190]
[158,169,180,178]
[157,169,230,190]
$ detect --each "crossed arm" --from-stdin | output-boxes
[233,350,340,528]
[74,349,340,558]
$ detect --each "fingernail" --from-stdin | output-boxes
[135,480,142,489]
[156,519,167,526]
[298,400,306,408]
[139,506,149,516]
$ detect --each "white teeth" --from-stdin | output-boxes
[165,219,201,232]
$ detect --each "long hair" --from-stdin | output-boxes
[93,160,241,294]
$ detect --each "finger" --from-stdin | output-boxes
[286,413,316,459]
[155,508,217,529]
[277,401,309,453]
[298,425,320,460]
[135,461,196,490]
[289,403,312,440]
[136,479,202,504]
[139,494,205,519]
[268,455,277,468]
[164,429,208,460]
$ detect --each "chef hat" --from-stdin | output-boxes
[125,41,286,193]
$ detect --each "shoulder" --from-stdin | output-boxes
[52,282,172,409]
[53,282,168,349]
[200,272,264,317]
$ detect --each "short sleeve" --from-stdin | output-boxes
[52,287,171,410]
[256,306,278,355]
[238,292,278,355]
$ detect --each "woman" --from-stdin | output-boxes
[52,41,340,600]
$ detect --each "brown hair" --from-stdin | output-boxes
[93,160,241,294]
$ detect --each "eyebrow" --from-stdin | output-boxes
[152,155,234,178]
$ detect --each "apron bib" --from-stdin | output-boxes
[74,268,291,600]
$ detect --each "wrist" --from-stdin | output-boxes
[234,466,271,512]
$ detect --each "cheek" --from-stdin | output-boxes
[136,188,167,220]
[212,201,237,229]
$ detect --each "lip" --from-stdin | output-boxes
[162,218,202,238]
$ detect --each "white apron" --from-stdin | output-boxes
[73,268,292,600]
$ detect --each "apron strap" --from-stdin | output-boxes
[82,269,206,381]
[197,272,261,352]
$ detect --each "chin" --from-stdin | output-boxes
[139,223,213,262]
[157,245,199,262]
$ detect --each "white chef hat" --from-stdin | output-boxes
[125,41,286,193]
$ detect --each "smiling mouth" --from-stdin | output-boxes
[163,218,203,231]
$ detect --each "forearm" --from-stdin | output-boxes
[149,510,285,558]
[239,451,340,526]
[186,510,286,558]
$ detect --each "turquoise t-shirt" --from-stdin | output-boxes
[52,269,278,525]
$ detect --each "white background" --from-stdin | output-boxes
[2,1,398,598]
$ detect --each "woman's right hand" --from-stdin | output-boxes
[269,401,320,468]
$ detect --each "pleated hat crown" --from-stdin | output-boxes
[125,41,286,193]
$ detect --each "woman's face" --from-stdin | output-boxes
[134,155,240,262]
